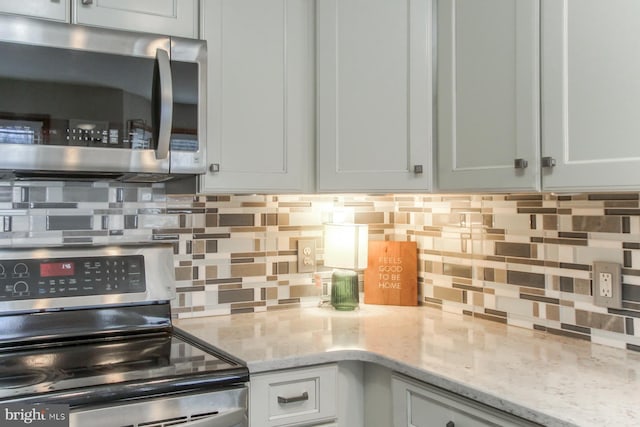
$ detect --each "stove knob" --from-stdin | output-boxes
[0,264,5,279]
[12,281,29,296]
[13,263,28,277]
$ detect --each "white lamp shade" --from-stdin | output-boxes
[323,223,368,270]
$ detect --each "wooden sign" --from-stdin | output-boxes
[364,241,417,306]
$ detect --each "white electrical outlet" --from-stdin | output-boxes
[593,262,622,308]
[297,239,316,273]
[599,272,612,297]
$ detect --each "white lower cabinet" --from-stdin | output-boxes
[392,375,540,427]
[249,364,338,427]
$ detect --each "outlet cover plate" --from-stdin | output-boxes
[593,261,622,309]
[297,239,316,273]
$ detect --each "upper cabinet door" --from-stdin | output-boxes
[0,0,70,23]
[73,0,198,38]
[200,0,314,194]
[317,0,433,193]
[542,0,640,191]
[437,0,540,192]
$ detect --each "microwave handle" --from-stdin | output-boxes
[152,48,173,160]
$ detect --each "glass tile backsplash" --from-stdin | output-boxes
[1,181,639,352]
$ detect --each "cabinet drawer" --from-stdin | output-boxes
[250,364,337,427]
[392,374,541,427]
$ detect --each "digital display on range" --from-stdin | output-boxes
[40,262,75,278]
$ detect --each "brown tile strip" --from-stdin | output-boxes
[622,284,640,302]
[561,323,591,335]
[588,193,639,201]
[543,238,588,246]
[575,310,624,333]
[604,201,639,208]
[520,293,560,305]
[485,308,507,318]
[219,289,254,304]
[505,258,545,267]
[474,312,507,324]
[424,297,442,305]
[443,263,473,279]
[452,283,481,292]
[605,209,640,215]
[559,262,590,271]
[193,233,231,239]
[627,344,640,352]
[544,326,591,341]
[506,194,543,201]
[495,242,532,258]
[558,231,588,239]
[517,208,557,214]
[219,214,254,226]
[609,308,640,319]
[507,271,545,289]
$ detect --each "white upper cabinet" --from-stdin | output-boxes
[436,0,540,192]
[317,0,433,193]
[439,0,640,193]
[541,0,640,191]
[199,0,314,193]
[73,0,198,38]
[0,0,70,23]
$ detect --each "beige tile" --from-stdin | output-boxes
[574,279,591,296]
[434,286,464,303]
[576,310,624,333]
[230,263,266,277]
[175,267,192,281]
[205,265,218,279]
[546,304,560,321]
[289,285,321,298]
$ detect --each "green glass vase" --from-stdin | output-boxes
[330,270,359,311]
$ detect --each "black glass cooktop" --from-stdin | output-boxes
[0,330,248,407]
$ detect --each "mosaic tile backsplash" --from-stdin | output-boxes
[1,181,640,352]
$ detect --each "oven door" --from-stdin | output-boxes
[0,15,174,178]
[70,387,248,427]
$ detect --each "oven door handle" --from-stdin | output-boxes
[152,47,173,161]
[182,407,246,427]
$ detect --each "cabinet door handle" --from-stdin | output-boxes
[541,156,556,168]
[209,163,220,173]
[446,422,455,427]
[81,0,93,5]
[514,158,528,169]
[413,165,424,174]
[277,391,309,404]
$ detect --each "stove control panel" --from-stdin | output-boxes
[0,255,146,300]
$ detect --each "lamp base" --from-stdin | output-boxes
[331,269,359,311]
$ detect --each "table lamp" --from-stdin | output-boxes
[323,223,368,311]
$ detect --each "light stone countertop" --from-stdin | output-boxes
[174,304,640,427]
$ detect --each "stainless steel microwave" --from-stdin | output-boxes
[0,14,206,182]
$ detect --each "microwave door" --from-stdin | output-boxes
[0,21,171,176]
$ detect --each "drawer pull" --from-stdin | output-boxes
[277,391,309,404]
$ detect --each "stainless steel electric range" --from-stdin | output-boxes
[0,244,249,427]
